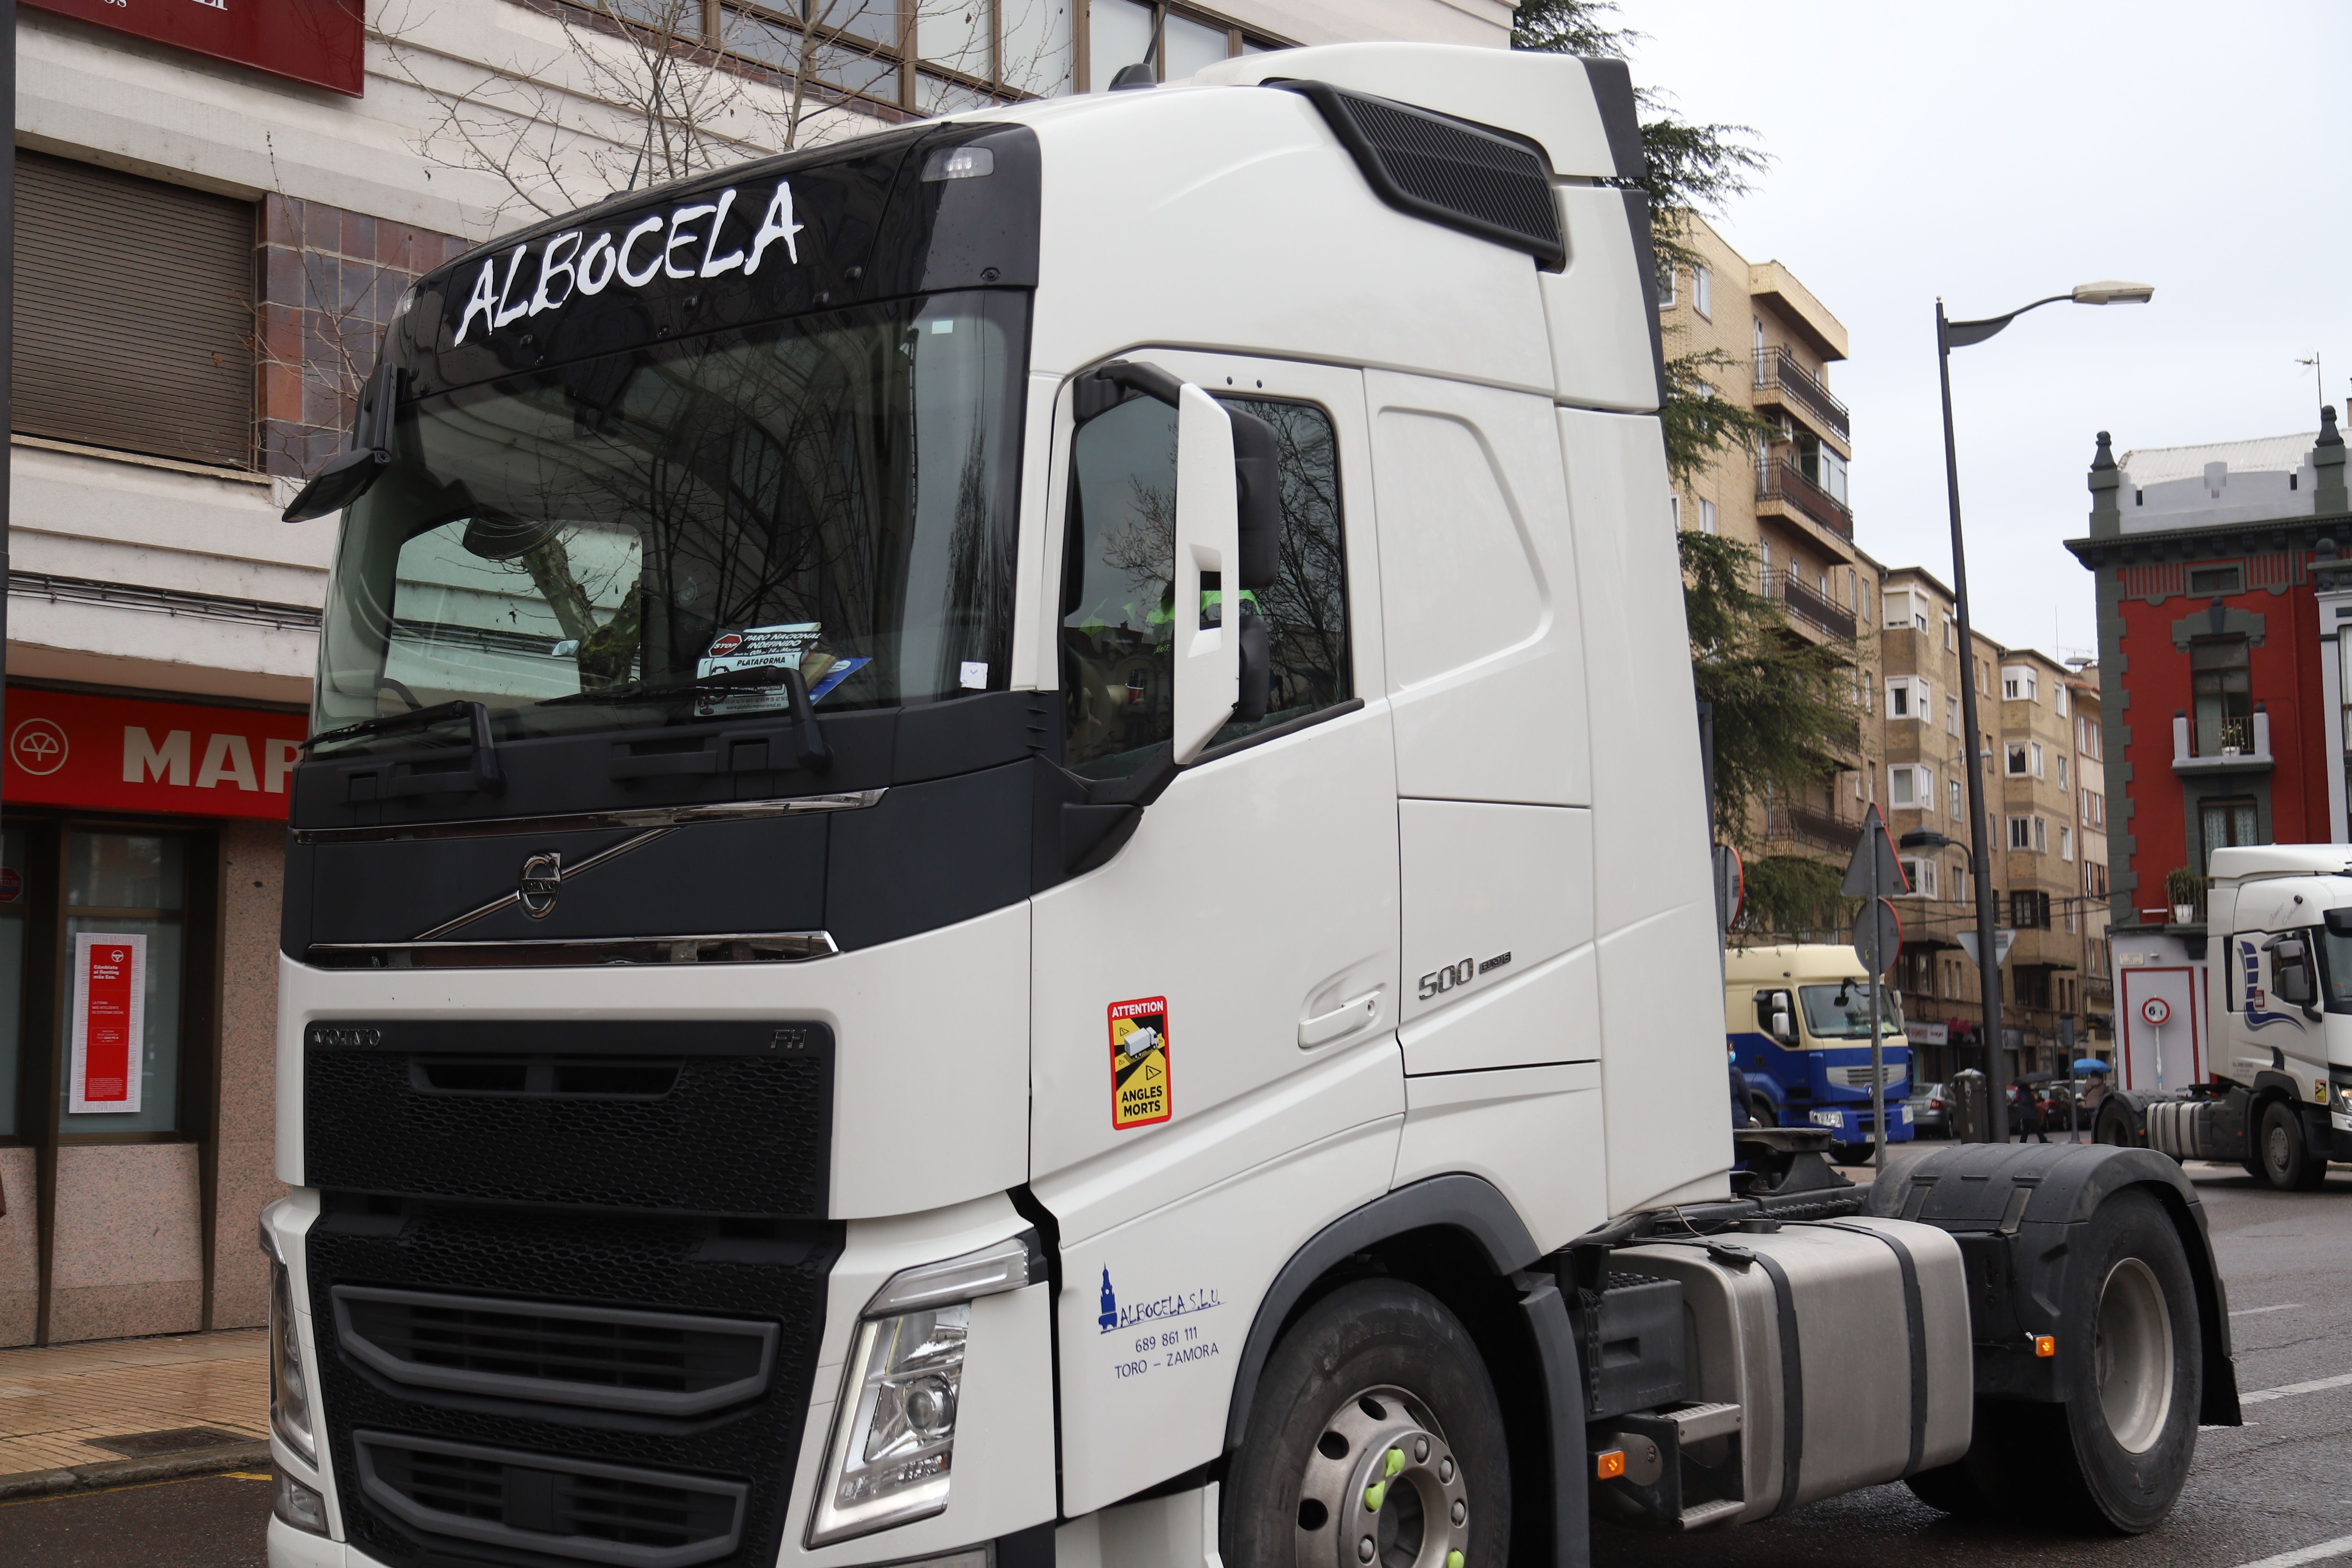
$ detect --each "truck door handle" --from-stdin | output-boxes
[1299,992,1380,1049]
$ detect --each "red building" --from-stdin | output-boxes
[2066,409,2350,936]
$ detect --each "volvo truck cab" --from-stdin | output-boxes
[1723,945,1912,1161]
[262,43,2234,1568]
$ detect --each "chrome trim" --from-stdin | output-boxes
[306,931,840,969]
[291,789,888,845]
[413,828,671,941]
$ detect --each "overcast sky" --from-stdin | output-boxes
[1611,0,2352,660]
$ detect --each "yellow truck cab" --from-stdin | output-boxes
[1724,943,1913,1161]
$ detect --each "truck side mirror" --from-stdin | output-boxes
[2266,934,2317,1007]
[1772,1008,1793,1041]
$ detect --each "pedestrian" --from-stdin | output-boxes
[2012,1080,2047,1142]
[1729,1048,1752,1130]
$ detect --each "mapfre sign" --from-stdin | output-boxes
[24,0,364,98]
[5,689,309,822]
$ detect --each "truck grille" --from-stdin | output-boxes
[332,1286,778,1417]
[308,1200,838,1568]
[356,1431,746,1568]
[1831,1064,1905,1089]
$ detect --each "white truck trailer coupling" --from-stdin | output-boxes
[2113,845,2352,1188]
[258,43,2239,1568]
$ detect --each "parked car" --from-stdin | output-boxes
[1906,1081,1951,1137]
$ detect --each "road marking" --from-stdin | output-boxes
[2231,1534,2352,1568]
[2232,1303,2305,1316]
[2240,1371,2352,1405]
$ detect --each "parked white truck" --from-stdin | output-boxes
[260,44,2239,1568]
[2119,845,2352,1188]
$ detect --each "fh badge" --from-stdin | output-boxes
[1108,996,1171,1130]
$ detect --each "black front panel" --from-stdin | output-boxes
[309,1199,839,1568]
[304,1021,831,1218]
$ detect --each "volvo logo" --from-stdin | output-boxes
[519,852,563,918]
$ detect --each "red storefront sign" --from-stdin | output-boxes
[71,933,147,1114]
[25,0,364,98]
[5,688,309,822]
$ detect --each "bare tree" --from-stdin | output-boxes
[378,0,1070,228]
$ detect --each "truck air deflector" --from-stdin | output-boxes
[1272,81,1568,271]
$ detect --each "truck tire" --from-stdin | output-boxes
[2256,1100,2328,1191]
[1906,1190,2200,1533]
[1749,1097,1778,1128]
[2095,1104,2137,1147]
[1222,1279,1510,1568]
[1832,1143,1872,1165]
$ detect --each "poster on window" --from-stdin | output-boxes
[70,933,147,1115]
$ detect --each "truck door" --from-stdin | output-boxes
[1029,353,1402,1514]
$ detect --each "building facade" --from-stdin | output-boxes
[1875,569,2115,1085]
[1663,215,1880,893]
[0,0,1507,1346]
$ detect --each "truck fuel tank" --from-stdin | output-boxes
[1611,1218,1971,1525]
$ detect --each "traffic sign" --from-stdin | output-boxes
[1841,804,1909,899]
[1954,928,2018,968]
[2140,996,2171,1027]
[1853,896,1903,977]
[1713,843,1744,931]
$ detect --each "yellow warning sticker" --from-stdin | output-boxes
[1108,996,1171,1130]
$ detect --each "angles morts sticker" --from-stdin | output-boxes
[1108,997,1171,1130]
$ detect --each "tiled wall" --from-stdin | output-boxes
[46,1144,204,1343]
[210,824,288,1330]
[0,1149,36,1347]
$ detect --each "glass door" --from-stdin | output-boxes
[57,831,188,1134]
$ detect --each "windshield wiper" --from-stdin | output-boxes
[303,700,505,798]
[534,665,799,709]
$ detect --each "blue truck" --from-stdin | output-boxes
[1725,943,1914,1161]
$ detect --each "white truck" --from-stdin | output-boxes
[2121,846,2352,1188]
[259,44,2239,1568]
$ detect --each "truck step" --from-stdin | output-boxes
[1677,1499,1745,1532]
[1665,1402,1742,1443]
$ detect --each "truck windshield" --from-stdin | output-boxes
[1798,984,1904,1041]
[312,291,1023,752]
[2319,922,2352,1013]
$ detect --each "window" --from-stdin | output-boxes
[60,832,192,1134]
[1882,588,1928,633]
[1860,577,1871,624]
[1949,778,1964,821]
[1888,764,1932,808]
[2078,715,2102,760]
[1978,658,1991,695]
[1699,498,1717,534]
[1062,394,1351,776]
[2055,683,2071,718]
[1693,265,1712,319]
[2008,815,2034,850]
[2190,637,2252,756]
[2030,741,2045,778]
[1886,676,1929,720]
[1669,493,1680,528]
[2010,889,2052,929]
[1944,615,1956,651]
[721,0,1087,106]
[2085,860,2109,897]
[2059,825,2073,862]
[17,150,255,468]
[0,829,22,1136]
[2083,789,2105,828]
[2187,564,2243,596]
[1083,1,1277,90]
[2006,743,2029,776]
[1657,262,1677,309]
[1945,694,1961,735]
[2056,754,2069,790]
[2001,665,2038,702]
[2199,797,2261,871]
[1900,858,1939,899]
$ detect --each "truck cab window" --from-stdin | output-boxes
[1061,394,1350,778]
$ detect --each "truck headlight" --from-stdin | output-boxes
[260,1205,316,1464]
[807,1231,1041,1547]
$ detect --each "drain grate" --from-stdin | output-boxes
[87,1426,251,1458]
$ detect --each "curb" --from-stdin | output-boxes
[0,1441,272,1503]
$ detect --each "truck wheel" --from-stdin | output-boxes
[1222,1279,1509,1568]
[1832,1143,1872,1165]
[2095,1105,2136,1147]
[1749,1097,1778,1128]
[2256,1100,2326,1191]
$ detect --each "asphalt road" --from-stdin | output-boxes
[8,1162,2346,1568]
[1592,1158,2352,1568]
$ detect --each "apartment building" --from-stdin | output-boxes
[1875,570,2114,1083]
[0,0,1509,1348]
[1663,215,1879,878]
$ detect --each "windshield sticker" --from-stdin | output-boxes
[450,179,804,349]
[694,623,867,715]
[1109,997,1172,1130]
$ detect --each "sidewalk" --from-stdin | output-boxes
[0,1329,271,1500]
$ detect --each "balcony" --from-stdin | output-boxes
[1756,458,1854,540]
[2171,709,2271,775]
[1767,802,1863,853]
[1764,570,1857,642]
[1753,346,1851,442]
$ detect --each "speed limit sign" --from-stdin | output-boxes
[2141,996,2171,1027]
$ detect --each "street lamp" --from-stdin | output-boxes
[1937,280,2153,1142]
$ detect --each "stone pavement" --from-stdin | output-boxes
[0,1329,270,1498]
